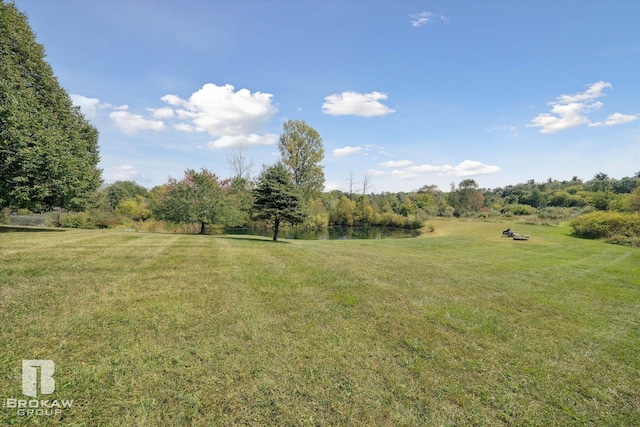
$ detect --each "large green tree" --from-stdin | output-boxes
[0,2,102,211]
[450,179,485,215]
[155,169,243,234]
[278,120,325,201]
[105,180,149,211]
[252,163,305,241]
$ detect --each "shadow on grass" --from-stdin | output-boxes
[212,235,291,244]
[0,225,66,233]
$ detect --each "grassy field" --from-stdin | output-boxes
[1,220,639,426]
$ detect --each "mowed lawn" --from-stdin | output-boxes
[1,220,639,426]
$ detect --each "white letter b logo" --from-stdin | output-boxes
[22,360,55,398]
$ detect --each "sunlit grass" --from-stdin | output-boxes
[1,220,639,425]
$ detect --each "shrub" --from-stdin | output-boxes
[570,211,640,241]
[538,207,583,220]
[57,212,94,229]
[605,234,640,248]
[0,208,9,225]
[501,204,536,216]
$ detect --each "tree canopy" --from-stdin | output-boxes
[278,120,324,201]
[252,163,305,241]
[154,169,244,234]
[0,2,102,211]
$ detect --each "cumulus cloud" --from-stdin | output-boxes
[104,164,147,182]
[208,133,278,149]
[148,107,175,119]
[173,123,194,132]
[405,160,501,177]
[392,169,420,179]
[556,81,612,104]
[322,91,396,117]
[529,81,636,134]
[410,11,449,27]
[161,94,183,106]
[70,94,102,120]
[163,84,276,135]
[333,146,364,157]
[109,109,165,135]
[589,112,638,127]
[379,160,414,168]
[160,83,278,148]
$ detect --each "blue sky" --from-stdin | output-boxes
[14,0,640,192]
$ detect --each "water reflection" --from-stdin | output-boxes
[220,226,421,240]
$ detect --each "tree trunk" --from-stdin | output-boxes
[200,222,206,235]
[273,218,280,242]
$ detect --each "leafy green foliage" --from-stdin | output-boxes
[155,169,244,234]
[501,203,536,216]
[252,163,305,241]
[115,195,151,221]
[105,180,149,210]
[449,179,484,215]
[0,2,101,211]
[626,187,640,212]
[570,211,640,244]
[278,120,325,201]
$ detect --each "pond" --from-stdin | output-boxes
[219,226,421,240]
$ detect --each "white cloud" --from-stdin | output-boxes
[486,125,519,136]
[333,146,364,157]
[392,170,420,179]
[529,102,594,134]
[173,123,195,132]
[380,159,414,168]
[148,107,175,119]
[324,181,341,191]
[368,169,387,176]
[410,11,449,27]
[528,81,636,134]
[405,164,442,173]
[556,81,612,104]
[104,164,147,182]
[590,112,638,127]
[109,109,165,135]
[70,94,101,120]
[161,94,183,106]
[208,133,278,149]
[160,83,278,148]
[405,160,501,177]
[164,83,276,134]
[322,91,396,117]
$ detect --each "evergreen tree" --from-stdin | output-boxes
[252,163,305,241]
[0,2,101,211]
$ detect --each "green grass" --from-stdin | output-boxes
[1,220,639,426]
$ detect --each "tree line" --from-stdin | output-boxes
[2,1,638,244]
[9,166,637,237]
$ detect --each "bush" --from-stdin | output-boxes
[501,204,537,216]
[605,234,640,248]
[0,208,10,225]
[94,216,121,229]
[538,207,584,220]
[570,211,640,241]
[57,212,94,229]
